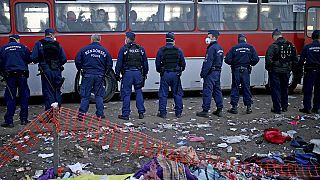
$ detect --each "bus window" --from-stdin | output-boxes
[260,1,305,31]
[307,7,320,37]
[55,2,126,32]
[0,0,10,33]
[15,3,49,33]
[129,1,194,31]
[197,2,257,31]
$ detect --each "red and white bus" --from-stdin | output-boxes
[0,0,319,101]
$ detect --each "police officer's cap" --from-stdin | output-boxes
[238,34,246,39]
[272,28,281,37]
[125,32,135,39]
[208,30,220,36]
[9,34,20,39]
[312,30,320,40]
[45,28,55,35]
[166,32,175,42]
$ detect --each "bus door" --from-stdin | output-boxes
[305,0,320,44]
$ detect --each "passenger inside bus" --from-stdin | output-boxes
[223,9,240,30]
[22,17,31,32]
[56,6,69,32]
[186,11,194,30]
[66,11,81,31]
[0,14,9,33]
[91,9,111,31]
[260,11,273,30]
[129,10,139,30]
[0,2,9,33]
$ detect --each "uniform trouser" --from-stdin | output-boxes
[4,76,30,124]
[303,69,320,110]
[79,74,105,117]
[202,71,223,111]
[41,70,63,111]
[230,68,252,106]
[121,70,145,117]
[269,72,290,112]
[158,71,184,116]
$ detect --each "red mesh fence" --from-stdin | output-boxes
[0,106,319,178]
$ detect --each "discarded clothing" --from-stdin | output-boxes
[264,128,291,144]
[133,154,197,180]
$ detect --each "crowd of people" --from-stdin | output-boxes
[0,28,319,128]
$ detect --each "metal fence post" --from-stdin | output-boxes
[51,102,59,177]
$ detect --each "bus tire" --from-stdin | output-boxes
[75,71,117,103]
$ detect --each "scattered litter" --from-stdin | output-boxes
[33,170,44,179]
[197,124,211,128]
[124,122,134,127]
[16,167,25,173]
[177,140,188,146]
[102,145,109,150]
[230,128,237,131]
[217,143,228,148]
[227,146,232,153]
[38,153,54,159]
[220,135,250,144]
[189,135,205,142]
[288,121,299,125]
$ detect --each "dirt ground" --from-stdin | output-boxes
[0,87,319,179]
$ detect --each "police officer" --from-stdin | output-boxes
[298,30,320,114]
[115,32,148,120]
[31,28,67,111]
[196,30,224,118]
[75,34,113,118]
[225,34,259,114]
[0,35,31,128]
[156,32,186,118]
[265,29,298,114]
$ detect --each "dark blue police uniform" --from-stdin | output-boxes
[75,39,113,118]
[115,32,148,120]
[155,32,186,118]
[265,29,298,114]
[0,34,31,127]
[196,30,224,118]
[298,30,320,114]
[225,34,259,114]
[31,28,67,111]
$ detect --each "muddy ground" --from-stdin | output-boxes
[0,87,319,179]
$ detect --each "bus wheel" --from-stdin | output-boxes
[75,71,117,103]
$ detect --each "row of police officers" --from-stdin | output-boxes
[0,28,319,127]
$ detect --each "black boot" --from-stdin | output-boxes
[196,111,209,118]
[312,108,320,114]
[212,109,223,117]
[246,106,252,114]
[139,113,144,119]
[227,106,238,114]
[299,108,311,114]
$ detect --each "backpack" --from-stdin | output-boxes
[40,39,61,70]
[276,41,294,64]
[124,44,143,68]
